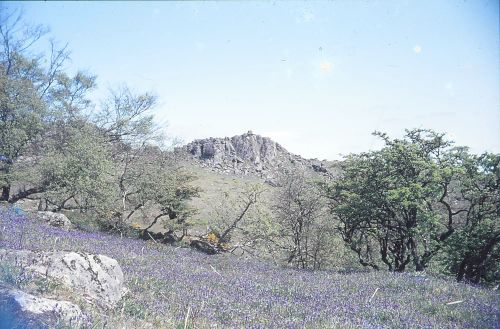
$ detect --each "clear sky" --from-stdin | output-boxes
[5,1,499,160]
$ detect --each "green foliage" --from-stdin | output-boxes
[95,86,159,146]
[0,10,199,239]
[38,124,116,212]
[322,129,499,283]
[118,148,200,234]
[437,152,499,284]
[0,67,46,160]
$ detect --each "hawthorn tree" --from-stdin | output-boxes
[322,129,476,272]
[439,151,499,283]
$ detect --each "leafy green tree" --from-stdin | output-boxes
[0,10,199,237]
[322,129,467,272]
[119,148,200,236]
[89,87,199,234]
[94,86,159,146]
[0,9,95,202]
[439,152,499,283]
[36,124,115,212]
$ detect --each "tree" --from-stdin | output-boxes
[202,183,267,254]
[439,152,499,283]
[94,86,159,146]
[322,129,468,272]
[35,124,115,212]
[0,8,95,202]
[89,87,199,234]
[272,169,330,269]
[125,149,200,238]
[0,10,199,238]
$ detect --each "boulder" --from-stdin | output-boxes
[311,163,328,173]
[0,249,125,307]
[190,239,219,255]
[140,229,179,244]
[36,211,72,230]
[0,287,86,328]
[201,141,216,159]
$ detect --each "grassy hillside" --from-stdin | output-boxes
[177,158,332,227]
[1,208,498,329]
[181,161,268,225]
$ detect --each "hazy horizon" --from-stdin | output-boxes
[7,1,499,160]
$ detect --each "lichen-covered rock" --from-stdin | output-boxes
[36,211,72,230]
[0,249,125,307]
[0,287,86,328]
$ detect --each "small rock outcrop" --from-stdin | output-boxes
[0,249,125,307]
[36,211,72,230]
[0,287,86,328]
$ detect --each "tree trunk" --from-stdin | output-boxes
[8,187,44,204]
[0,185,10,201]
[456,236,499,283]
[409,237,425,271]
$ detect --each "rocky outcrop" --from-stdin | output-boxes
[184,131,281,170]
[0,249,126,307]
[177,131,336,179]
[35,211,72,230]
[0,287,86,328]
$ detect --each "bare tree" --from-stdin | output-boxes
[196,184,267,254]
[272,169,330,269]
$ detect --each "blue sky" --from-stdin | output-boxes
[7,1,499,160]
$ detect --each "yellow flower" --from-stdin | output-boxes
[207,232,219,244]
[220,243,231,251]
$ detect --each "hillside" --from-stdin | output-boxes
[1,208,499,328]
[173,131,338,229]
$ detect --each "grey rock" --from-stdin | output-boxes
[201,141,216,159]
[0,249,125,308]
[312,164,328,173]
[36,211,72,230]
[179,132,285,175]
[0,286,87,328]
[264,179,279,187]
